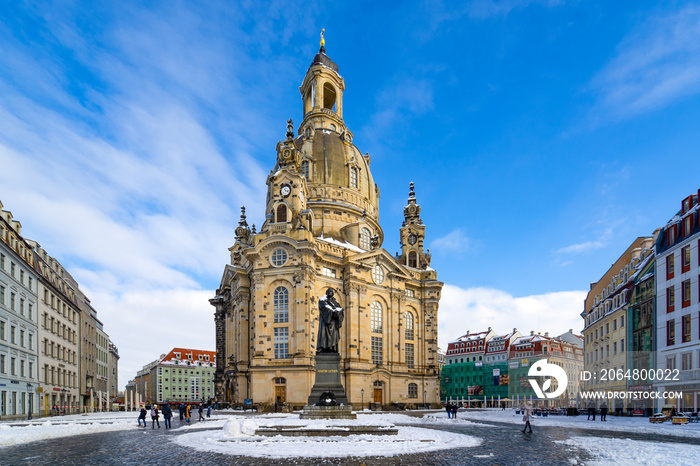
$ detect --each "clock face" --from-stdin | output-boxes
[408,234,417,245]
[281,185,291,197]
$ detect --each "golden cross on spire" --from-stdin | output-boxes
[320,28,326,53]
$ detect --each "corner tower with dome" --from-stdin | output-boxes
[210,38,443,409]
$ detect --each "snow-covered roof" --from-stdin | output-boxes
[317,235,366,253]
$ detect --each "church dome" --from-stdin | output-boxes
[300,127,378,219]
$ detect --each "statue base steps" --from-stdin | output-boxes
[299,404,357,420]
[255,422,397,437]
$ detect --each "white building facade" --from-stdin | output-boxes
[0,201,40,420]
[655,189,700,412]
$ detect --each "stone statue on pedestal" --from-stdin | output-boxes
[317,288,344,353]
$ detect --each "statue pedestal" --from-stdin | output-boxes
[300,352,356,420]
[306,352,348,406]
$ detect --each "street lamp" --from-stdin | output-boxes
[423,390,427,410]
[27,383,33,420]
[361,388,364,412]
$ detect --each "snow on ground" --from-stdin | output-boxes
[457,408,700,438]
[0,411,235,447]
[557,436,700,465]
[0,412,137,447]
[173,413,481,458]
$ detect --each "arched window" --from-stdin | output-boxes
[350,166,358,188]
[371,301,382,333]
[301,161,310,180]
[408,251,417,268]
[360,228,371,250]
[408,383,418,398]
[276,204,287,223]
[405,312,414,340]
[274,287,289,323]
[323,83,336,111]
[372,265,384,285]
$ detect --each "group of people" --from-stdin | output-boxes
[587,401,608,421]
[444,402,460,418]
[138,403,212,428]
[137,404,172,429]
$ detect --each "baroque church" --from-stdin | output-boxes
[210,39,443,409]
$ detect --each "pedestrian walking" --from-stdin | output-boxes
[138,407,147,427]
[162,403,173,429]
[521,402,533,433]
[207,405,212,418]
[178,403,184,421]
[198,404,205,421]
[587,401,596,421]
[151,405,160,429]
[445,403,451,419]
[600,402,608,422]
[185,404,191,424]
[452,404,458,419]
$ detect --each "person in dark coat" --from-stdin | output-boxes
[178,403,185,421]
[600,402,608,421]
[445,403,452,418]
[198,404,205,421]
[587,401,596,421]
[162,403,173,429]
[138,407,147,427]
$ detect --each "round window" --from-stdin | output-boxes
[271,248,288,267]
[372,265,384,284]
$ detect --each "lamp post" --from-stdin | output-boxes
[27,383,33,420]
[361,389,364,412]
[423,390,427,410]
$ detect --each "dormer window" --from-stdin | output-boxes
[350,167,358,189]
[408,251,417,268]
[174,352,181,359]
[360,228,371,250]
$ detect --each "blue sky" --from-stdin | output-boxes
[2,1,699,387]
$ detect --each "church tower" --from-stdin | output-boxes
[399,182,432,270]
[212,34,443,410]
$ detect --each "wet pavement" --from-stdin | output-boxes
[2,412,697,465]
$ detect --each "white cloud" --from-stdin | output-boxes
[0,4,313,389]
[438,284,585,350]
[430,228,477,254]
[555,241,604,255]
[591,5,700,118]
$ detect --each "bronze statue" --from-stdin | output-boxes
[317,288,344,353]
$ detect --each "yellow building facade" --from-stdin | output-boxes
[583,236,655,405]
[211,45,443,409]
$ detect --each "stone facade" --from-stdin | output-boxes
[211,45,443,409]
[28,242,82,416]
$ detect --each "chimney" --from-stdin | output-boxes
[530,331,534,336]
[545,332,550,338]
